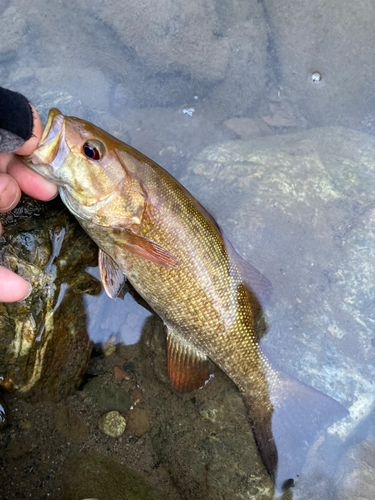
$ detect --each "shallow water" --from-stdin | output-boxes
[1,0,375,499]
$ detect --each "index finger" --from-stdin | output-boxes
[7,158,58,201]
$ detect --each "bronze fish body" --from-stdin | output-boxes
[25,109,347,493]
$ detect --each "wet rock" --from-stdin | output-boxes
[86,355,111,376]
[98,411,126,438]
[83,0,259,81]
[261,114,295,128]
[18,419,31,431]
[123,362,135,373]
[126,409,149,437]
[335,439,375,500]
[224,118,263,140]
[0,398,7,431]
[131,389,143,403]
[182,127,375,403]
[179,127,375,494]
[0,196,100,402]
[55,404,89,442]
[118,107,233,177]
[113,365,127,382]
[81,0,267,118]
[62,452,168,500]
[5,435,32,461]
[264,0,375,128]
[82,377,132,413]
[102,338,117,357]
[0,4,26,63]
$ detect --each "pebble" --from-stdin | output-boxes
[18,419,31,431]
[98,411,126,437]
[83,377,132,413]
[113,365,127,381]
[55,405,89,442]
[131,389,143,403]
[126,408,150,436]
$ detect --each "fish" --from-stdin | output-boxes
[24,109,347,493]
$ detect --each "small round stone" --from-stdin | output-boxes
[311,71,322,82]
[98,411,126,438]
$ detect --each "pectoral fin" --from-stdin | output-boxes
[99,249,127,299]
[116,230,179,268]
[165,326,213,393]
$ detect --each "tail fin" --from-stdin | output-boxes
[243,369,348,493]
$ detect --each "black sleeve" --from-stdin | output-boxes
[0,87,34,153]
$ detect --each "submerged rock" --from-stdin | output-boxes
[82,376,132,414]
[98,411,126,438]
[178,126,375,495]
[0,196,100,401]
[264,0,375,129]
[336,439,375,500]
[55,404,89,442]
[62,452,168,500]
[182,127,375,410]
[126,408,150,437]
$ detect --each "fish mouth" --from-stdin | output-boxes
[28,108,65,167]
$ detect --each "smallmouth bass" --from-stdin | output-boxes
[25,109,347,493]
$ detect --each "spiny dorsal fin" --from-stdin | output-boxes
[165,327,213,393]
[116,230,179,268]
[99,249,127,300]
[237,256,272,305]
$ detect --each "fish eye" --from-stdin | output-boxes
[82,140,105,161]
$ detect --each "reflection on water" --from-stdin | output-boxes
[84,266,152,346]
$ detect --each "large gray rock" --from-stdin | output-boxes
[335,439,375,500]
[179,126,375,493]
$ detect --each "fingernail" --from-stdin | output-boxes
[20,282,33,301]
[46,191,59,201]
[0,180,17,211]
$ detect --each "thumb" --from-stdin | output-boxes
[0,266,31,302]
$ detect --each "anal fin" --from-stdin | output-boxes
[165,327,213,393]
[99,249,127,300]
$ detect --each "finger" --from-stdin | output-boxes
[0,267,31,302]
[14,104,43,156]
[0,173,21,212]
[7,159,58,201]
[0,152,12,173]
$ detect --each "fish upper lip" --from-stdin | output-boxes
[39,108,64,147]
[29,108,65,166]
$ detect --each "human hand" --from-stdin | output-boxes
[0,105,58,302]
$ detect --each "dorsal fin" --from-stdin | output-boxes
[99,249,127,299]
[165,326,213,393]
[224,235,272,306]
[236,254,272,305]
